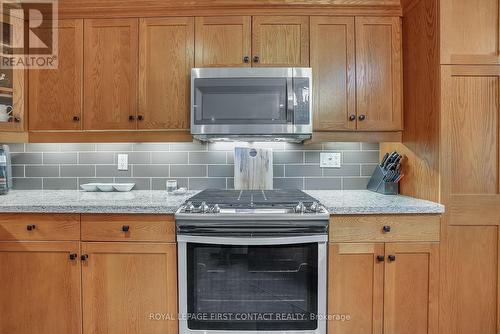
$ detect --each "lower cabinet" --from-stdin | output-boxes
[81,242,178,334]
[329,242,439,334]
[0,241,82,334]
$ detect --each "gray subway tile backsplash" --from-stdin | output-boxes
[6,142,379,191]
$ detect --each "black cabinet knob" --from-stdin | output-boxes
[26,224,36,231]
[81,254,88,261]
[69,253,77,260]
[349,114,356,121]
[122,225,130,232]
[376,255,385,262]
[388,255,396,262]
[137,115,144,121]
[358,114,366,121]
[243,56,250,63]
[129,115,136,121]
[73,116,80,121]
[253,56,260,63]
[382,225,391,233]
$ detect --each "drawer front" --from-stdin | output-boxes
[81,214,175,242]
[330,215,440,242]
[0,214,80,241]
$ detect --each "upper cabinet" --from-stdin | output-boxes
[252,16,309,67]
[441,0,500,64]
[139,17,194,130]
[84,18,138,130]
[355,17,402,131]
[195,16,251,67]
[29,19,83,131]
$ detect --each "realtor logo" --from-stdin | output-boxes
[0,0,58,69]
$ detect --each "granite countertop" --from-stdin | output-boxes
[0,190,444,215]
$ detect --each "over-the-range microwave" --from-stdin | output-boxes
[191,67,312,143]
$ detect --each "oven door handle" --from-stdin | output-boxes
[177,234,327,245]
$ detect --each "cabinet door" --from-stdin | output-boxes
[195,16,251,67]
[384,243,439,334]
[252,16,309,67]
[84,18,138,130]
[139,17,193,130]
[441,0,500,64]
[310,17,355,131]
[82,242,178,334]
[0,242,81,334]
[29,19,83,131]
[328,243,384,334]
[355,17,402,131]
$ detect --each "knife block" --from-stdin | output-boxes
[367,165,399,195]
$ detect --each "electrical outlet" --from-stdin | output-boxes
[117,154,128,171]
[320,152,341,168]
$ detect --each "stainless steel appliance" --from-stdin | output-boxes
[0,144,12,194]
[176,189,329,334]
[191,68,312,142]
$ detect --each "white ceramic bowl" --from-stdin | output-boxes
[97,184,114,192]
[80,183,99,192]
[112,183,135,192]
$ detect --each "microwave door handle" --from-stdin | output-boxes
[286,77,294,123]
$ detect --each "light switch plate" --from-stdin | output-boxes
[117,154,128,171]
[320,152,341,168]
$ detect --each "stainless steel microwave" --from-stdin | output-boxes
[191,68,312,142]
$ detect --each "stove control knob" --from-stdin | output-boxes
[199,201,210,213]
[212,204,221,213]
[310,201,319,212]
[184,202,195,212]
[295,201,306,214]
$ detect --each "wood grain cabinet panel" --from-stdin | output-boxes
[139,17,194,130]
[310,17,355,131]
[195,16,251,67]
[328,243,384,334]
[0,242,81,334]
[441,0,500,64]
[355,17,402,131]
[84,18,138,130]
[29,19,83,131]
[383,243,439,334]
[252,16,309,67]
[0,213,80,241]
[82,242,178,334]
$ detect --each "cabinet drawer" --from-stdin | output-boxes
[0,214,80,241]
[330,215,440,242]
[81,214,175,242]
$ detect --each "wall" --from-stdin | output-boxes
[5,141,379,190]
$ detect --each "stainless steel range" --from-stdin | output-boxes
[176,189,329,334]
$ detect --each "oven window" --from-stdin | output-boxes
[193,78,287,125]
[187,243,318,331]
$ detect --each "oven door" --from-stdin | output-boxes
[177,235,327,334]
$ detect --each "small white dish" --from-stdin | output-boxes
[113,183,135,192]
[172,187,187,195]
[97,184,114,192]
[80,183,99,192]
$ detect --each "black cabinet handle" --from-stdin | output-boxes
[81,254,88,261]
[243,56,250,63]
[129,115,136,121]
[122,225,130,232]
[73,116,80,121]
[382,225,391,233]
[69,253,78,260]
[26,224,36,231]
[388,255,396,262]
[137,115,144,121]
[358,114,366,121]
[349,114,356,121]
[376,255,385,262]
[253,56,260,63]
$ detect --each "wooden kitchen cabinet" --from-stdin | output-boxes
[81,242,178,334]
[355,17,402,131]
[0,241,82,334]
[195,16,251,67]
[139,17,193,130]
[84,18,138,130]
[29,19,83,131]
[310,17,355,131]
[252,16,309,67]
